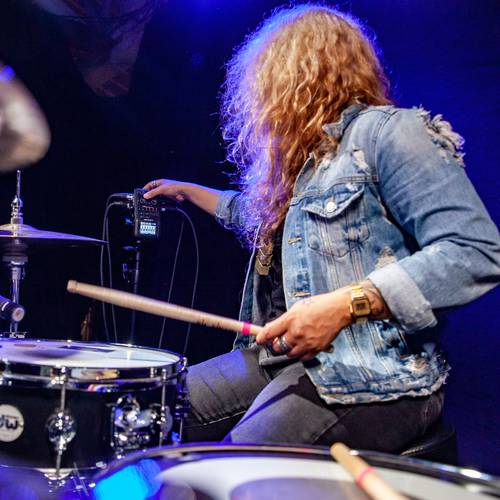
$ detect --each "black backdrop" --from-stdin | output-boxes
[0,0,499,475]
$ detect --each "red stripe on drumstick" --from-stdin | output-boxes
[241,322,252,335]
[330,443,407,500]
[355,466,375,487]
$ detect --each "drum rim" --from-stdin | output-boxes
[91,442,500,494]
[0,339,186,388]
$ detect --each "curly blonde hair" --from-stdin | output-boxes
[221,4,391,248]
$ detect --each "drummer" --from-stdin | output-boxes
[143,5,500,450]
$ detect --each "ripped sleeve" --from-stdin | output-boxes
[367,108,500,333]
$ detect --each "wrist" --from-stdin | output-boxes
[179,182,194,202]
[335,288,355,328]
[347,283,372,324]
[358,280,391,321]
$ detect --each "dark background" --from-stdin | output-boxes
[0,0,499,475]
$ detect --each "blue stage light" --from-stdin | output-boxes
[93,459,161,500]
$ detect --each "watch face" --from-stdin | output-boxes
[353,299,371,316]
[351,298,372,320]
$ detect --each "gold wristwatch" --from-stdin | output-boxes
[349,284,372,323]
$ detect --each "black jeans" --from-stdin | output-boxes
[183,346,444,452]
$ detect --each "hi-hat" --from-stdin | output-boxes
[0,63,51,171]
[0,223,105,254]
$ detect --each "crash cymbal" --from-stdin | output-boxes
[0,63,51,171]
[0,223,105,253]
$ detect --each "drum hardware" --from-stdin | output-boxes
[0,293,25,323]
[0,171,105,338]
[1,255,27,337]
[45,366,77,478]
[46,410,77,473]
[3,170,26,337]
[80,305,94,342]
[173,356,189,445]
[158,366,174,446]
[0,339,187,476]
[121,243,142,345]
[110,394,172,458]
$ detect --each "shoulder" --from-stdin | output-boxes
[358,106,464,150]
[364,106,466,170]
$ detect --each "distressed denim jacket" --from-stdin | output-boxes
[215,104,500,404]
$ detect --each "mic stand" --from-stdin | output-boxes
[122,241,142,345]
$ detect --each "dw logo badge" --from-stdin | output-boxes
[0,405,24,442]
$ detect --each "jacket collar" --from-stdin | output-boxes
[322,103,366,139]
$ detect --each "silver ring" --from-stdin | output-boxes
[277,335,292,353]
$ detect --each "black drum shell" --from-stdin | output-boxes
[0,382,178,469]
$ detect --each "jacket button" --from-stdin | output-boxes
[326,200,337,213]
[309,235,320,249]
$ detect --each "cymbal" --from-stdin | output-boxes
[0,223,105,254]
[0,63,51,172]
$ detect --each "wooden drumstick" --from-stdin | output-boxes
[331,443,408,500]
[67,280,262,337]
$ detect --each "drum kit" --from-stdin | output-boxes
[0,63,498,500]
[0,63,188,495]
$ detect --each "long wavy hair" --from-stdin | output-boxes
[221,4,391,248]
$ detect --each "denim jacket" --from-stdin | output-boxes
[215,104,500,404]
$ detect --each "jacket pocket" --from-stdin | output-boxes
[301,182,369,258]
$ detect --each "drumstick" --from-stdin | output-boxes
[67,280,262,337]
[330,443,408,500]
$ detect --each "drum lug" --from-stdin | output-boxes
[172,358,189,445]
[155,402,173,446]
[46,410,77,459]
[45,366,75,476]
[111,394,172,458]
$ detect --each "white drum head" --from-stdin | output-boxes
[156,456,492,500]
[91,446,499,500]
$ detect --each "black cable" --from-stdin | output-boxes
[175,208,200,357]
[100,201,112,343]
[100,199,122,343]
[106,211,118,344]
[157,219,185,349]
[100,196,199,353]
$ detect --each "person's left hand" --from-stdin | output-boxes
[255,288,352,361]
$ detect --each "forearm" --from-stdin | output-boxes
[144,179,222,216]
[256,280,392,360]
[182,183,221,216]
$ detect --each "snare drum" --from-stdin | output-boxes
[88,444,500,500]
[0,339,187,471]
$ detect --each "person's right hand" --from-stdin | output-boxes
[143,179,190,202]
[143,179,221,216]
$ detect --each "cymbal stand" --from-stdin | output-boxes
[3,256,27,336]
[11,169,23,225]
[2,170,28,337]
